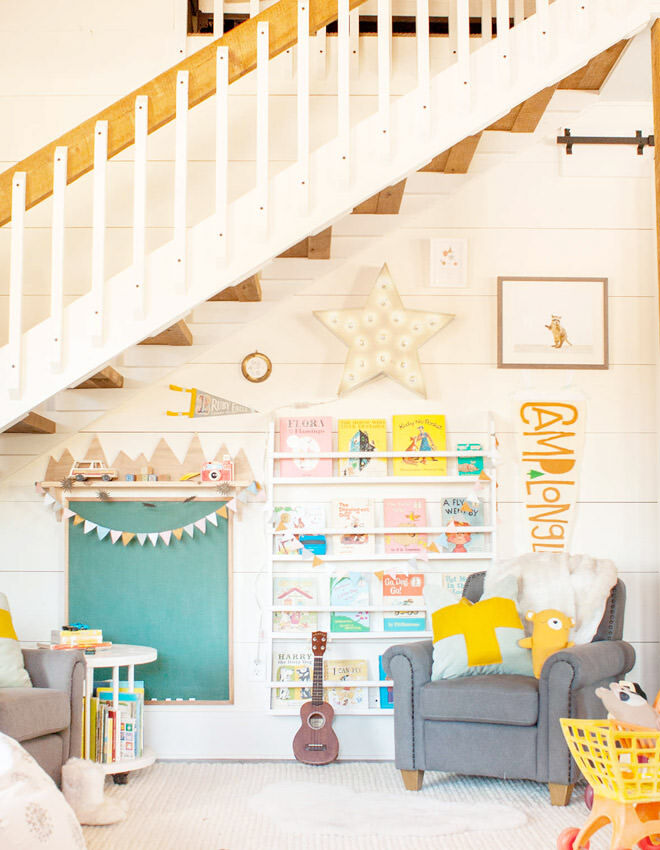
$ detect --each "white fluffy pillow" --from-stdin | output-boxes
[0,593,31,688]
[0,732,86,849]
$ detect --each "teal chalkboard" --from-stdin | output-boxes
[67,500,231,703]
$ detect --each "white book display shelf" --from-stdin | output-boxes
[265,420,498,715]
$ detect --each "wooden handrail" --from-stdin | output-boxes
[0,0,368,228]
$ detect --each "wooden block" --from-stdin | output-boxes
[419,150,450,173]
[278,238,311,258]
[352,180,406,214]
[45,449,74,480]
[418,135,481,174]
[140,320,193,346]
[207,274,262,302]
[74,365,124,389]
[444,134,482,173]
[5,412,56,434]
[308,227,333,259]
[558,40,628,91]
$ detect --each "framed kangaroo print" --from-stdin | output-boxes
[497,276,608,369]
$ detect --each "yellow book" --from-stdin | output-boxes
[337,419,387,477]
[392,415,447,476]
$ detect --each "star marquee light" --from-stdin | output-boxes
[314,264,455,397]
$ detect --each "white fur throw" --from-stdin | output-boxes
[0,732,86,849]
[484,553,617,645]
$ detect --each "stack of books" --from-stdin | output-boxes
[83,680,145,764]
[38,629,112,651]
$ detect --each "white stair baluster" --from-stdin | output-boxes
[350,8,360,76]
[572,0,589,39]
[256,22,269,232]
[314,26,327,78]
[216,47,229,258]
[50,148,67,371]
[213,0,224,35]
[8,172,25,398]
[174,70,189,293]
[377,0,391,157]
[250,0,259,17]
[297,0,310,213]
[338,0,350,183]
[456,0,470,103]
[496,0,510,76]
[91,121,107,345]
[416,0,430,135]
[513,0,524,25]
[448,0,457,62]
[481,0,492,42]
[536,0,550,56]
[133,96,148,319]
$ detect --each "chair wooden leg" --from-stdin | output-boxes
[401,769,424,791]
[549,783,574,806]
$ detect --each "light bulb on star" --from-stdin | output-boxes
[313,264,455,396]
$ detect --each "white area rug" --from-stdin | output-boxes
[82,761,612,850]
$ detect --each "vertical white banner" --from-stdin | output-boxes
[516,399,585,553]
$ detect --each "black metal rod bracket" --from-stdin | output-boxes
[556,128,655,156]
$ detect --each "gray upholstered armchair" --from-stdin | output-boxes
[0,648,85,786]
[382,573,634,806]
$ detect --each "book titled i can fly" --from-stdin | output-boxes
[337,419,387,477]
[392,415,447,476]
[278,417,333,477]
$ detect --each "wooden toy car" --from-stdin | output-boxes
[69,460,118,482]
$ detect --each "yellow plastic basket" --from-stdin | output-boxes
[561,718,660,803]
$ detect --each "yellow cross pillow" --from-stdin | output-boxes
[0,593,31,688]
[425,584,533,680]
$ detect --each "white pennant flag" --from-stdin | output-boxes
[148,533,159,546]
[96,526,110,541]
[183,523,195,538]
[194,518,207,534]
[226,498,238,512]
[43,493,55,506]
[83,520,97,535]
[63,508,75,520]
[137,533,147,546]
[160,530,172,546]
[206,512,218,527]
[110,530,122,544]
[52,501,63,513]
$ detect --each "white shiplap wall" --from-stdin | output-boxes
[0,6,657,758]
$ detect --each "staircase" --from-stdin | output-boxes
[0,0,652,431]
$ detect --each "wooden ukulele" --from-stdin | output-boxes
[292,631,339,765]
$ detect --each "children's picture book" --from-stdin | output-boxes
[392,415,447,476]
[337,418,387,477]
[439,497,484,554]
[272,649,314,708]
[457,442,484,476]
[443,572,471,597]
[329,573,370,632]
[324,659,368,709]
[332,499,375,555]
[273,503,326,555]
[278,417,333,478]
[272,578,318,632]
[382,573,426,631]
[378,655,393,709]
[383,498,427,553]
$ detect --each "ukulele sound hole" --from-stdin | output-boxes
[307,713,326,730]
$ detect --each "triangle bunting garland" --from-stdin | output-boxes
[58,504,229,547]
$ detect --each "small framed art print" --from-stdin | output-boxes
[497,276,608,369]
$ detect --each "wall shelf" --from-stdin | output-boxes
[265,418,498,716]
